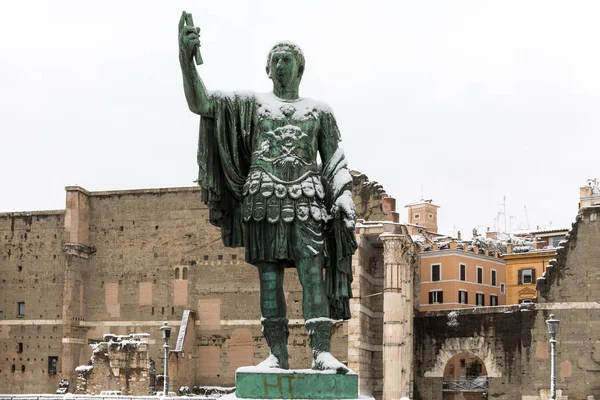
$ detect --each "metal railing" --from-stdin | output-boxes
[442,377,488,391]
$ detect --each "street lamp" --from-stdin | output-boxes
[160,321,172,396]
[545,314,560,400]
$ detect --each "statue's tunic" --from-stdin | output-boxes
[197,91,355,319]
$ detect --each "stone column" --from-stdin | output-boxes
[380,233,416,400]
[62,186,94,388]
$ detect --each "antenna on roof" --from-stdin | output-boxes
[503,196,507,233]
[524,205,530,230]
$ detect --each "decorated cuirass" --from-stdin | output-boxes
[243,121,328,224]
[242,95,332,225]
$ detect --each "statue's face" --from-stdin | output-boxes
[269,50,300,87]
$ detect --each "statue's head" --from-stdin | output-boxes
[266,41,305,88]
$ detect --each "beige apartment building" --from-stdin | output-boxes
[501,228,567,304]
[502,248,555,304]
[420,245,506,311]
[404,197,507,311]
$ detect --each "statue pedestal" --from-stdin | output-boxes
[234,366,358,399]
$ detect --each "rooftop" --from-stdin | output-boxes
[404,198,440,208]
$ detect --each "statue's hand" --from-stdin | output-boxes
[333,191,356,230]
[178,12,200,63]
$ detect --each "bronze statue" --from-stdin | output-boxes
[178,11,357,374]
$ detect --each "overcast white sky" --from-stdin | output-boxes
[1,1,598,237]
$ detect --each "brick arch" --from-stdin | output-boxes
[423,336,502,378]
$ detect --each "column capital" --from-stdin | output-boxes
[63,243,95,259]
[379,233,404,241]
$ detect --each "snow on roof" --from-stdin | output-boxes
[405,222,428,229]
[512,227,568,236]
[411,235,426,244]
[529,228,569,235]
[405,198,440,208]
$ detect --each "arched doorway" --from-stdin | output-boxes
[442,352,488,400]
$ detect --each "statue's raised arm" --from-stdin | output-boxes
[178,11,213,117]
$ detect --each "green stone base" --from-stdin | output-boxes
[235,367,359,399]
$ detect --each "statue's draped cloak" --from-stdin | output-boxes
[197,93,356,320]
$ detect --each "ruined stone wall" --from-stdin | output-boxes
[79,334,151,395]
[414,305,535,399]
[80,187,348,387]
[0,172,392,394]
[414,206,600,399]
[0,211,66,393]
[77,177,391,389]
[529,206,600,399]
[351,171,398,223]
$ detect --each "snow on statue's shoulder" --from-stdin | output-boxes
[209,89,255,101]
[254,92,333,121]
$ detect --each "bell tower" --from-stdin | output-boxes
[405,199,440,233]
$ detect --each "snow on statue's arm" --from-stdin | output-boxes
[318,109,356,230]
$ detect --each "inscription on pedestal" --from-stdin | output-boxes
[262,374,305,398]
[236,369,359,399]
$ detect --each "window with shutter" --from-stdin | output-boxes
[522,269,533,284]
[476,293,485,306]
[490,295,498,306]
[429,291,443,304]
[518,270,523,285]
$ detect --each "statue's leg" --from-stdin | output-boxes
[295,256,328,320]
[256,262,289,369]
[296,257,349,374]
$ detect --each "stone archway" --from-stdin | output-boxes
[424,336,502,378]
[441,352,490,400]
[443,352,488,380]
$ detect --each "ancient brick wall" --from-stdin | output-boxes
[414,305,536,399]
[351,171,398,223]
[0,211,66,393]
[414,206,600,399]
[0,171,392,394]
[79,187,347,387]
[529,206,600,398]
